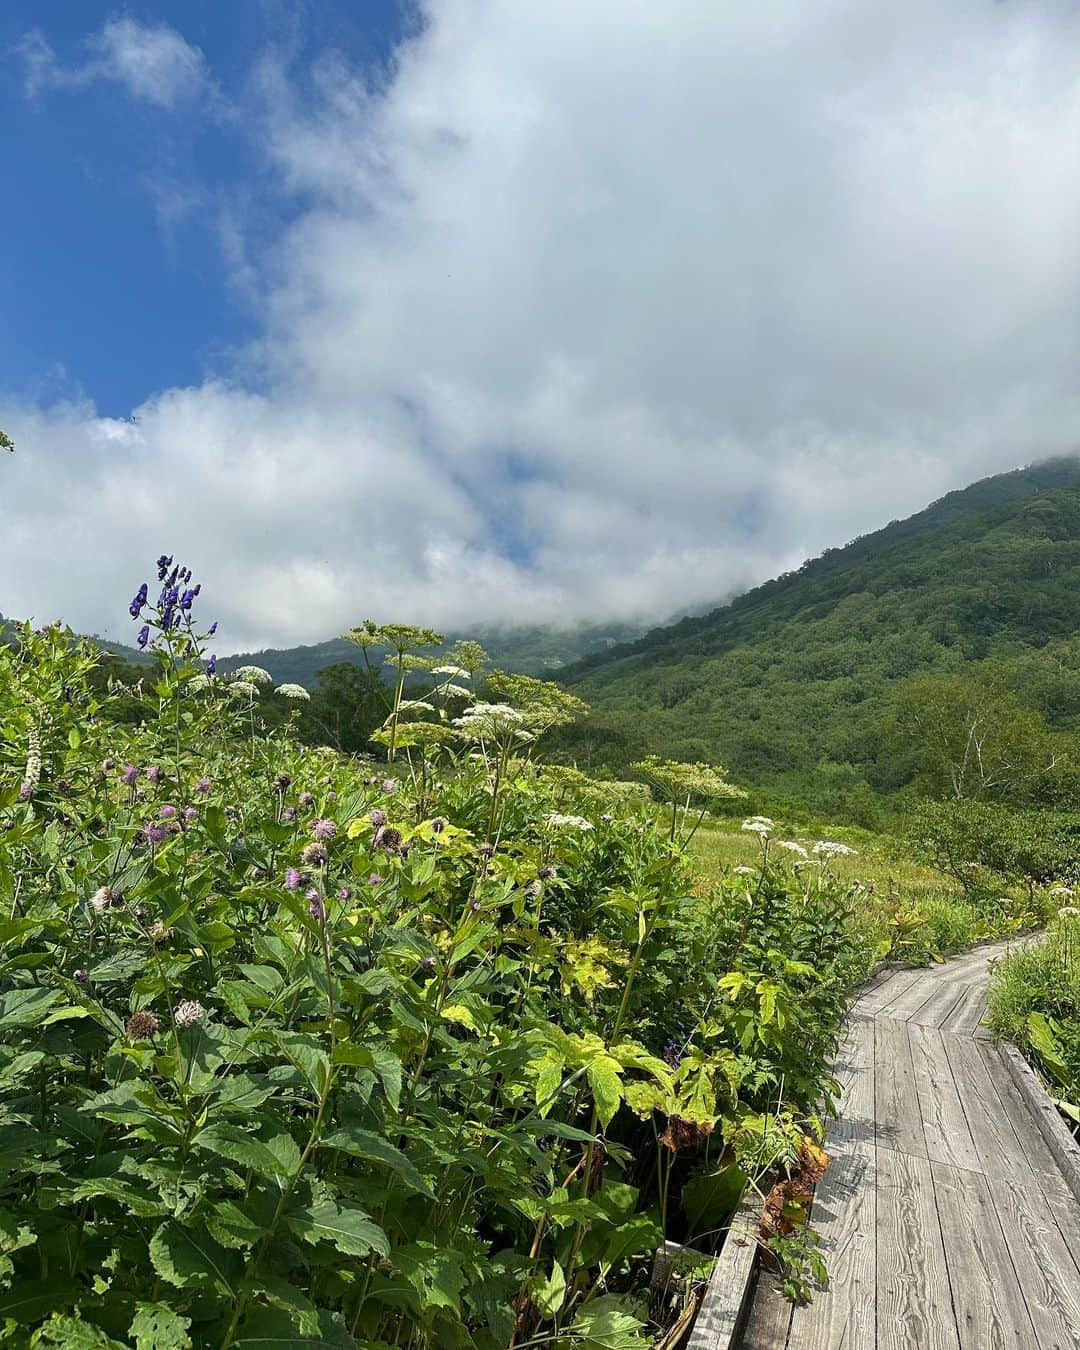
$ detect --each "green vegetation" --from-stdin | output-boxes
[556,458,1080,815]
[988,905,1080,1131]
[0,565,899,1346]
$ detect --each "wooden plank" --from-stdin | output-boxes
[874,1018,927,1159]
[931,1162,1037,1350]
[853,968,924,1016]
[975,1040,1076,1196]
[942,983,988,1036]
[875,1148,959,1350]
[685,1198,760,1350]
[1044,1188,1080,1281]
[989,1179,1080,1349]
[904,977,968,1029]
[739,1270,793,1350]
[785,1136,876,1350]
[943,1034,1037,1184]
[831,1016,876,1145]
[908,1025,981,1172]
[878,969,948,1022]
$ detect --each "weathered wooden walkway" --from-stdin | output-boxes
[741,938,1080,1349]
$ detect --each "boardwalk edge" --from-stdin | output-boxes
[997,1040,1080,1206]
[684,1195,760,1349]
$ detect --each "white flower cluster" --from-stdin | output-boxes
[275,683,311,701]
[741,815,775,838]
[812,840,858,858]
[776,840,808,858]
[733,865,757,876]
[544,812,594,831]
[432,664,470,679]
[453,703,530,740]
[227,681,259,700]
[232,665,273,687]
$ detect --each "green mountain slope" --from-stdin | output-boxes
[558,457,1080,806]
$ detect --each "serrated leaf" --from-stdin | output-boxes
[194,1124,290,1178]
[129,1303,193,1350]
[0,1278,77,1323]
[529,1261,566,1317]
[232,1306,356,1348]
[72,1176,169,1218]
[149,1221,238,1296]
[286,1198,389,1258]
[205,1200,266,1251]
[586,1056,624,1128]
[29,1313,125,1347]
[253,1275,321,1336]
[274,1032,331,1097]
[319,1127,433,1197]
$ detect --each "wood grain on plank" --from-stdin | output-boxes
[908,1025,982,1172]
[975,1040,1076,1196]
[932,1162,1037,1350]
[936,982,985,1035]
[875,1148,959,1350]
[944,1034,1037,1184]
[989,1179,1080,1349]
[739,1270,794,1350]
[874,1018,927,1159]
[831,1015,876,1144]
[854,969,925,1016]
[786,1136,876,1350]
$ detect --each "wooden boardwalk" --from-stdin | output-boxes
[741,938,1080,1350]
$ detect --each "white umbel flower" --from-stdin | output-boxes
[275,683,311,700]
[232,665,273,687]
[813,840,858,858]
[228,681,259,699]
[544,812,594,831]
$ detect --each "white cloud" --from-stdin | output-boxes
[7,0,1080,651]
[17,18,211,108]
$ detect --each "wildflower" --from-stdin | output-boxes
[207,622,218,637]
[195,776,211,794]
[136,624,150,649]
[311,819,337,841]
[73,968,89,983]
[122,763,138,785]
[338,885,353,900]
[663,1040,683,1069]
[741,816,774,838]
[89,886,114,911]
[544,812,594,831]
[299,791,315,807]
[538,865,557,881]
[183,806,198,821]
[477,842,495,859]
[146,766,163,786]
[373,827,402,855]
[274,772,292,793]
[776,840,809,858]
[18,781,32,800]
[431,817,446,834]
[525,879,543,900]
[1059,905,1080,918]
[228,681,259,700]
[144,822,169,846]
[206,654,217,676]
[159,804,177,820]
[233,665,273,687]
[369,808,387,828]
[276,683,311,700]
[125,1010,159,1040]
[368,874,383,887]
[733,865,756,876]
[601,813,613,824]
[284,867,304,891]
[283,806,298,822]
[812,840,858,858]
[302,842,328,867]
[173,1000,204,1028]
[382,778,398,795]
[147,921,173,943]
[420,955,437,972]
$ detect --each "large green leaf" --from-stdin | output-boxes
[561,1295,650,1349]
[286,1198,389,1258]
[0,1278,77,1324]
[194,1124,291,1178]
[149,1221,239,1296]
[318,1127,433,1196]
[586,1056,623,1128]
[129,1303,193,1350]
[232,1307,356,1348]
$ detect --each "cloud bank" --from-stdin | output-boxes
[6,0,1080,651]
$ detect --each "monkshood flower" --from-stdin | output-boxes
[136,625,150,649]
[206,655,217,676]
[129,583,149,618]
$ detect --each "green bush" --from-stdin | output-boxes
[0,570,868,1346]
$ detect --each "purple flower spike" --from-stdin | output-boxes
[207,622,218,637]
[136,625,150,649]
[206,654,217,676]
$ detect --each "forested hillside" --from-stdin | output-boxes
[557,457,1080,815]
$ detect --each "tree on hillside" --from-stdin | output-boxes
[887,671,1068,805]
[299,661,386,754]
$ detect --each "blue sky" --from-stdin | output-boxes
[1,1,408,415]
[4,2,1080,652]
